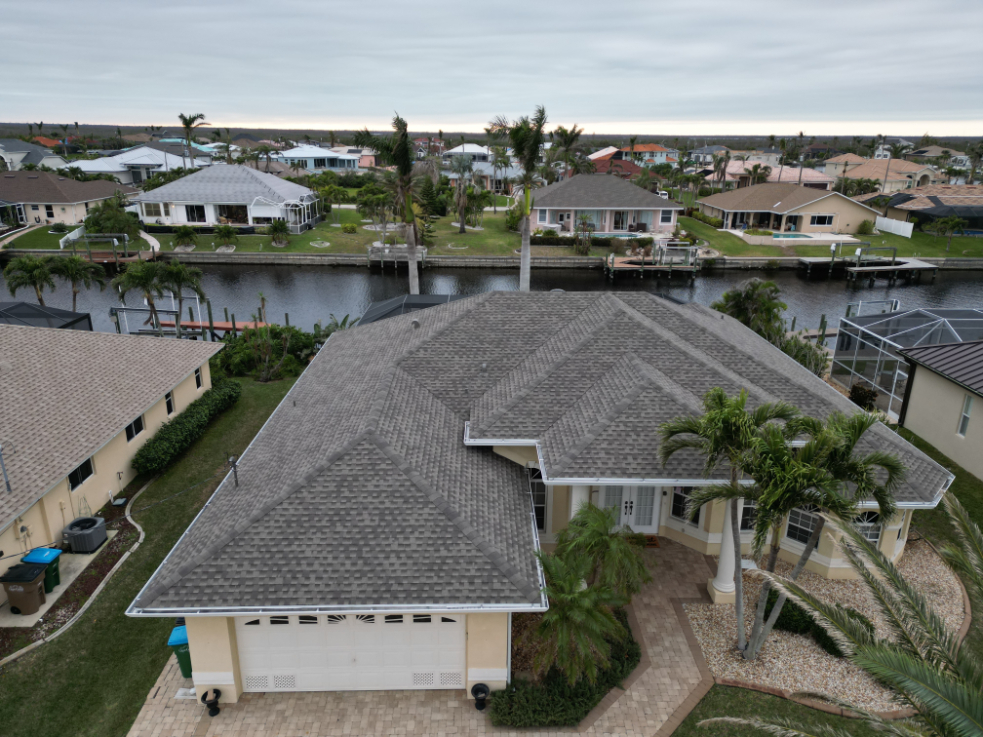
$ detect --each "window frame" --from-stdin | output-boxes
[68,457,94,490]
[660,209,673,223]
[195,367,203,389]
[45,204,55,218]
[670,486,700,527]
[809,214,834,226]
[958,394,973,436]
[854,511,882,545]
[785,505,821,546]
[125,415,145,442]
[143,203,162,218]
[537,209,547,223]
[740,499,757,532]
[165,391,175,415]
[528,468,548,533]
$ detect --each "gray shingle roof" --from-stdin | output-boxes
[900,340,983,396]
[132,292,951,615]
[0,325,222,534]
[0,171,136,204]
[130,164,316,205]
[532,174,683,210]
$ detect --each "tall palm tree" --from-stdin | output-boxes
[552,124,584,179]
[162,261,205,338]
[710,278,787,344]
[111,260,167,332]
[177,112,208,169]
[3,255,56,306]
[354,114,421,294]
[659,388,800,653]
[50,255,106,312]
[488,106,548,292]
[889,141,912,159]
[254,144,275,173]
[490,146,511,211]
[747,163,772,186]
[449,155,474,234]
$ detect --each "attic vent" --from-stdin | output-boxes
[28,175,38,179]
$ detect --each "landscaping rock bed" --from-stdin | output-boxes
[684,539,964,712]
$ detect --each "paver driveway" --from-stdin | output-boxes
[127,540,715,737]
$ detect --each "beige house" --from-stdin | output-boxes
[899,340,983,481]
[128,293,949,703]
[697,183,881,233]
[830,157,940,193]
[0,325,221,599]
[0,171,137,226]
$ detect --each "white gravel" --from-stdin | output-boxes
[684,539,965,712]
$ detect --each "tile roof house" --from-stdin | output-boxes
[904,145,970,169]
[864,185,983,228]
[0,325,221,604]
[129,165,320,232]
[899,339,983,481]
[837,159,940,193]
[0,171,137,226]
[128,292,949,703]
[531,174,681,234]
[0,139,69,172]
[274,145,360,173]
[708,161,834,190]
[698,183,880,233]
[821,153,868,178]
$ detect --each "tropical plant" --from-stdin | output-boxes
[177,112,208,169]
[84,190,140,240]
[449,155,474,234]
[3,255,56,306]
[111,260,167,331]
[529,552,626,686]
[849,383,879,411]
[488,106,549,292]
[930,215,968,252]
[213,224,239,248]
[779,333,830,377]
[711,278,788,344]
[265,219,290,247]
[172,225,198,250]
[746,163,772,185]
[659,388,800,653]
[50,255,106,312]
[161,261,205,338]
[254,144,275,172]
[490,145,511,210]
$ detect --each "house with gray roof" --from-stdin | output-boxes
[0,139,68,172]
[531,173,682,234]
[0,171,136,225]
[129,164,320,232]
[72,144,209,186]
[128,292,950,703]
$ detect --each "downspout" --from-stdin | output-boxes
[898,359,917,426]
[506,612,512,684]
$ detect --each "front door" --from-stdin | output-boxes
[602,486,661,534]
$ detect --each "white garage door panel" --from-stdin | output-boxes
[236,613,466,692]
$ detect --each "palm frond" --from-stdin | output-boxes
[940,494,983,596]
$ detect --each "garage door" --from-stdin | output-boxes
[235,613,466,692]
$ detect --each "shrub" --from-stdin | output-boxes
[849,383,879,411]
[745,228,773,236]
[857,219,875,235]
[489,609,641,728]
[505,204,523,232]
[384,234,397,245]
[341,223,357,234]
[49,222,69,233]
[542,228,558,237]
[698,186,713,196]
[765,588,815,635]
[764,258,781,271]
[214,325,319,379]
[690,210,724,228]
[131,378,242,475]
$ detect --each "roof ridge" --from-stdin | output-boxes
[368,433,542,605]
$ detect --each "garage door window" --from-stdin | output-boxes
[270,616,289,625]
[384,615,404,624]
[298,615,318,625]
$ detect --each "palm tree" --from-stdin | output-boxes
[706,495,979,737]
[449,156,474,234]
[746,163,772,186]
[490,146,511,211]
[488,106,548,292]
[711,278,787,344]
[265,219,290,247]
[161,261,205,338]
[173,225,198,250]
[530,552,627,686]
[50,255,106,312]
[552,124,584,179]
[177,113,208,169]
[354,114,422,294]
[111,260,167,332]
[659,388,800,653]
[931,215,969,252]
[255,144,275,173]
[889,141,912,159]
[213,224,238,249]
[3,255,56,306]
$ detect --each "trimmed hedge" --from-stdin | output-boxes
[690,210,724,228]
[131,378,243,475]
[143,224,259,235]
[766,589,874,657]
[489,609,641,728]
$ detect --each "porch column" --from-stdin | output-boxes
[708,500,736,604]
[780,214,788,232]
[569,485,591,520]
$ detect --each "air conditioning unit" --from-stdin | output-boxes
[63,517,107,554]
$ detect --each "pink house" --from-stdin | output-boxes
[529,174,682,235]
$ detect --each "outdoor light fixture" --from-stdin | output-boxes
[471,683,490,711]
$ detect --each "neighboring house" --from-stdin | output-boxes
[72,145,207,186]
[241,159,295,179]
[129,165,320,232]
[688,145,730,165]
[274,145,360,173]
[861,184,983,230]
[899,340,983,481]
[330,147,377,168]
[587,146,620,161]
[589,158,649,180]
[904,145,970,169]
[32,136,63,149]
[0,325,220,597]
[0,139,68,171]
[446,160,525,193]
[443,143,491,163]
[873,137,915,160]
[414,137,445,158]
[708,161,833,190]
[127,292,949,703]
[0,302,92,330]
[608,144,675,166]
[531,174,682,234]
[155,139,218,158]
[821,153,868,178]
[728,149,783,167]
[834,158,940,192]
[802,144,844,160]
[697,182,880,232]
[0,171,137,225]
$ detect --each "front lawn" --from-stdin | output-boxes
[3,227,75,250]
[0,377,295,737]
[678,217,777,257]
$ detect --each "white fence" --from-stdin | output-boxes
[876,216,913,239]
[59,225,86,250]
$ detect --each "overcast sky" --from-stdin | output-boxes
[3,0,981,137]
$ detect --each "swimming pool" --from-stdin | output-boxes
[772,234,810,239]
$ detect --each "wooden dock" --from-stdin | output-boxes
[367,245,427,270]
[603,255,699,281]
[158,319,268,337]
[799,255,939,285]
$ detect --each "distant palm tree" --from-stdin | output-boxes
[746,163,772,186]
[50,255,106,312]
[35,121,44,138]
[450,156,474,234]
[177,112,208,169]
[552,124,584,178]
[931,215,969,252]
[3,255,56,306]
[889,141,912,159]
[490,146,511,210]
[162,261,205,338]
[265,219,290,247]
[111,260,167,331]
[254,144,275,172]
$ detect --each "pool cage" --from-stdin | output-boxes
[831,307,983,418]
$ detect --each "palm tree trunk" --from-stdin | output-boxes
[730,485,747,653]
[72,286,79,313]
[746,518,825,659]
[520,187,532,292]
[35,285,45,307]
[404,193,419,295]
[176,295,184,339]
[146,294,163,337]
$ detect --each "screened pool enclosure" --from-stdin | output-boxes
[832,308,983,418]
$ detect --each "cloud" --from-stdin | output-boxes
[3,0,981,135]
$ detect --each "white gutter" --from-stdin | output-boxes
[128,601,547,617]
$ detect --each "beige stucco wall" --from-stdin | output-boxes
[550,486,570,534]
[186,616,244,703]
[492,445,537,467]
[466,612,509,697]
[20,201,96,225]
[792,196,876,234]
[903,369,981,480]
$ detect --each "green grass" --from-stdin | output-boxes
[678,217,778,257]
[0,378,295,737]
[672,685,888,736]
[3,227,72,250]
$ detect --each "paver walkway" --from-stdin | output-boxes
[127,540,715,737]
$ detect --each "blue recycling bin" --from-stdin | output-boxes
[168,625,193,678]
[21,548,62,593]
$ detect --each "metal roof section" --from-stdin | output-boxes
[899,339,983,396]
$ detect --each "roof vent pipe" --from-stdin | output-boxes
[411,319,420,329]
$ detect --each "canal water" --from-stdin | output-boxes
[2,265,982,334]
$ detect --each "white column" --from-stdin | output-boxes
[570,485,591,520]
[710,500,736,600]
